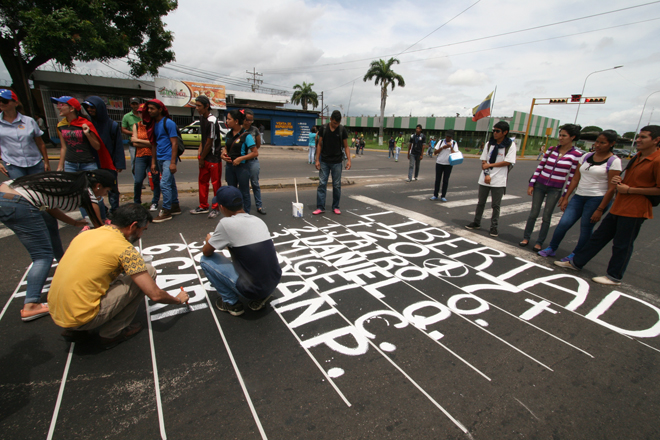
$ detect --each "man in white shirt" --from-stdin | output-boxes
[430,129,459,202]
[465,121,517,237]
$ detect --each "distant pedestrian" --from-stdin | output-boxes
[244,109,266,215]
[121,97,142,175]
[314,110,351,215]
[407,124,425,182]
[536,141,547,161]
[465,121,517,237]
[258,123,265,144]
[221,109,257,214]
[189,95,223,218]
[308,126,317,164]
[0,89,50,178]
[359,136,365,155]
[130,104,160,211]
[539,129,621,261]
[35,113,51,146]
[388,135,395,158]
[520,124,582,251]
[145,99,181,222]
[427,137,436,157]
[430,129,459,201]
[395,132,404,162]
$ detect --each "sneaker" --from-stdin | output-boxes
[592,276,621,286]
[333,208,341,215]
[560,253,575,262]
[489,227,498,237]
[208,209,219,219]
[395,159,398,162]
[406,179,411,183]
[149,203,159,212]
[440,197,447,202]
[99,323,143,350]
[170,203,182,215]
[555,260,578,270]
[429,196,438,201]
[20,303,49,322]
[465,222,480,230]
[257,207,267,215]
[215,298,244,316]
[153,209,173,223]
[538,247,556,257]
[414,177,418,181]
[190,207,209,215]
[248,295,273,311]
[312,209,324,215]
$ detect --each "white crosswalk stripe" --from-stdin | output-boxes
[510,212,563,230]
[440,194,520,208]
[407,189,479,201]
[468,202,534,219]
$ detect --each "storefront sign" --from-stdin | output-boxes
[155,77,226,109]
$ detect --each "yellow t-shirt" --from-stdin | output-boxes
[48,226,147,327]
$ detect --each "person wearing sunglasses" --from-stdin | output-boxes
[465,121,517,237]
[0,89,50,179]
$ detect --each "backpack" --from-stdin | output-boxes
[162,117,185,158]
[621,154,660,207]
[583,152,617,171]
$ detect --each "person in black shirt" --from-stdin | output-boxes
[407,124,425,182]
[313,110,351,215]
[244,109,266,215]
[388,135,395,158]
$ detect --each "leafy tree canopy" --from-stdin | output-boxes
[291,82,318,111]
[580,125,603,133]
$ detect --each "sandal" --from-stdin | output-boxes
[519,240,529,247]
[20,303,50,322]
[533,245,542,251]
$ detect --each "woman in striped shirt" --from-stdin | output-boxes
[0,170,115,322]
[520,124,583,251]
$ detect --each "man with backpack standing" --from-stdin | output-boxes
[465,121,517,237]
[313,110,351,215]
[190,96,223,219]
[146,99,181,223]
[407,124,425,182]
[555,125,660,285]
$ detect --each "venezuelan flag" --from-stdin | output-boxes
[472,92,493,122]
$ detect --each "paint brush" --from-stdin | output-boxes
[180,287,192,313]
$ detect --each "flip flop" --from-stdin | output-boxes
[519,240,529,247]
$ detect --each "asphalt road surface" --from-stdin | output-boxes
[1,147,659,439]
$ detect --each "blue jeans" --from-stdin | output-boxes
[548,194,608,253]
[64,161,97,173]
[308,146,316,163]
[572,213,645,282]
[157,159,179,210]
[408,154,421,180]
[200,254,240,305]
[0,193,63,304]
[248,159,262,210]
[134,156,160,205]
[5,160,45,179]
[225,162,251,213]
[317,161,342,211]
[395,147,401,161]
[523,182,563,245]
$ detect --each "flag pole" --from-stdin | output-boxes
[482,86,497,147]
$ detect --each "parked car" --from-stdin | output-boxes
[613,149,632,159]
[181,120,229,148]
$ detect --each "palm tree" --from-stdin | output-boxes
[291,82,319,111]
[363,58,405,145]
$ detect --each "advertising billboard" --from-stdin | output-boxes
[155,78,226,109]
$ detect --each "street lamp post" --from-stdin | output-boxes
[632,90,660,143]
[574,65,623,123]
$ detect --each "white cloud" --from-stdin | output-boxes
[446,69,489,86]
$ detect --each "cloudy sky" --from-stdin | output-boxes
[3,0,660,134]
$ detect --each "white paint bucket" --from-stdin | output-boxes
[292,202,303,217]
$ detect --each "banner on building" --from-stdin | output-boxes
[155,78,226,109]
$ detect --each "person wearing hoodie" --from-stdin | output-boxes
[145,99,181,222]
[82,96,126,217]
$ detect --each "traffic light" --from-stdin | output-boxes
[584,97,606,103]
[549,98,568,104]
[571,94,582,102]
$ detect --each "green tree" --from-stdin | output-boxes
[0,0,177,116]
[623,131,636,139]
[581,125,603,133]
[363,58,405,145]
[291,82,318,111]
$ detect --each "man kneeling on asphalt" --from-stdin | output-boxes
[200,186,282,316]
[48,204,189,349]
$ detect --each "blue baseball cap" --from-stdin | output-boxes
[0,89,18,101]
[50,96,81,111]
[212,186,243,209]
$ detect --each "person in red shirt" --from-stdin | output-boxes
[555,125,660,285]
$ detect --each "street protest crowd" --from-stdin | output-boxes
[1,90,659,350]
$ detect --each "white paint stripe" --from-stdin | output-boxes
[151,303,208,321]
[272,307,352,407]
[408,190,480,200]
[441,195,520,208]
[514,397,540,421]
[510,212,562,230]
[46,342,75,440]
[365,183,400,188]
[179,234,268,440]
[468,202,533,218]
[276,230,470,435]
[636,340,660,354]
[140,238,168,440]
[0,263,31,323]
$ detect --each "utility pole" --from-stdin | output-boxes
[246,67,263,92]
[320,91,324,124]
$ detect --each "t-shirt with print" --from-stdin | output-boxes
[208,213,282,300]
[478,141,517,187]
[320,124,348,164]
[575,154,622,197]
[435,139,459,165]
[154,117,179,161]
[48,226,147,328]
[60,125,96,163]
[409,133,426,157]
[201,114,221,163]
[225,129,256,163]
